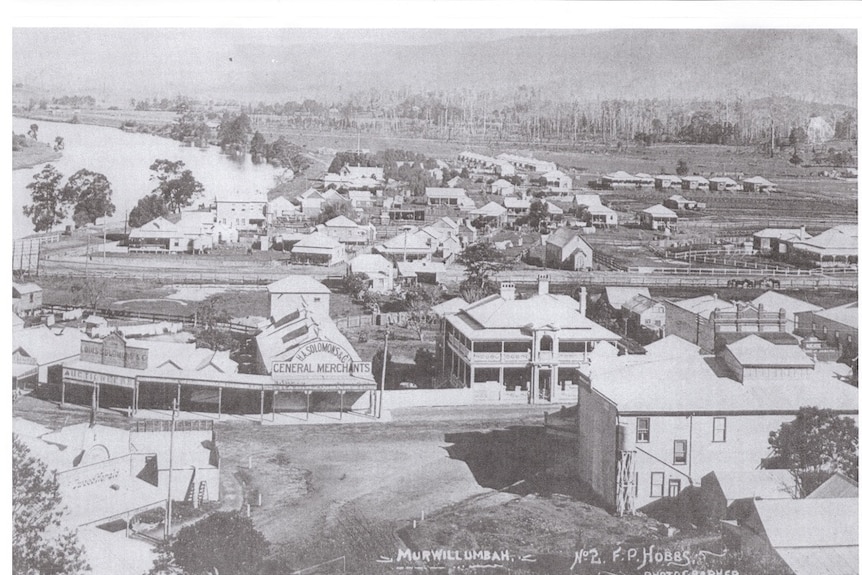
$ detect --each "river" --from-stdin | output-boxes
[12,117,280,239]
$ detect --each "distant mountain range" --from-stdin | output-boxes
[13,29,858,106]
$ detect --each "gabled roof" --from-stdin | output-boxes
[585,204,617,216]
[708,469,796,501]
[491,178,515,188]
[621,294,663,315]
[14,326,84,365]
[397,260,448,277]
[299,188,323,200]
[754,228,812,241]
[666,194,691,204]
[131,216,180,234]
[750,291,823,317]
[542,200,564,215]
[709,176,738,185]
[348,254,393,274]
[575,194,603,207]
[654,174,683,183]
[431,297,469,316]
[12,282,42,295]
[293,232,342,250]
[322,215,360,228]
[807,473,859,499]
[753,498,858,548]
[604,287,651,310]
[634,172,655,181]
[794,225,858,251]
[542,169,570,181]
[603,170,636,180]
[681,175,710,184]
[266,276,331,295]
[668,294,735,318]
[814,301,858,330]
[426,187,468,198]
[725,335,814,368]
[641,204,678,218]
[269,195,297,209]
[743,176,776,186]
[470,201,508,217]
[503,197,531,209]
[547,227,589,250]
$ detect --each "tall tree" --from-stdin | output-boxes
[13,435,90,575]
[457,241,512,290]
[28,123,38,140]
[22,164,68,232]
[249,131,267,164]
[128,193,170,228]
[64,169,116,228]
[768,406,859,497]
[149,159,204,213]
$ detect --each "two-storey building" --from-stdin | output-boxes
[439,276,620,403]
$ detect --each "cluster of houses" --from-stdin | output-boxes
[597,171,778,194]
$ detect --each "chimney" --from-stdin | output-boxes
[500,282,516,301]
[537,274,550,296]
[579,286,587,316]
[800,225,806,238]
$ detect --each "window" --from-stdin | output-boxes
[673,440,688,465]
[636,418,650,443]
[650,472,664,497]
[713,417,726,442]
[668,479,681,497]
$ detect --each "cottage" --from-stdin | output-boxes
[621,295,666,333]
[13,282,42,315]
[753,227,811,256]
[584,204,618,228]
[298,188,326,217]
[541,170,573,191]
[267,275,331,318]
[316,215,376,245]
[708,176,740,192]
[290,232,346,266]
[634,173,655,188]
[503,196,531,216]
[638,204,678,231]
[347,254,395,293]
[742,176,777,194]
[571,335,856,512]
[496,153,556,174]
[790,225,858,267]
[600,171,640,189]
[348,190,376,209]
[490,178,516,196]
[425,188,476,210]
[397,260,448,284]
[128,217,191,253]
[215,193,268,232]
[268,195,299,223]
[373,230,435,261]
[469,201,509,228]
[440,277,619,403]
[663,195,699,210]
[653,174,683,190]
[680,175,710,191]
[545,228,593,270]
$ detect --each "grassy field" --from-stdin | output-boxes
[13,140,62,170]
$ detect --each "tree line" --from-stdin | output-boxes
[23,165,116,232]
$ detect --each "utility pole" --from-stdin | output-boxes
[378,330,390,418]
[164,398,178,540]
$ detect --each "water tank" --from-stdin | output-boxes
[617,423,636,452]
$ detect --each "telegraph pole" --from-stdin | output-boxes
[164,398,178,540]
[378,329,390,418]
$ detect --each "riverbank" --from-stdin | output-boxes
[13,140,62,170]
